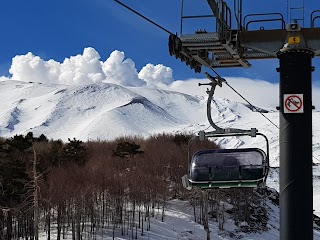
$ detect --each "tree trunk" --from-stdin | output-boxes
[47,208,51,240]
[203,191,210,240]
[141,211,144,236]
[161,198,166,222]
[76,212,81,240]
[6,211,13,240]
[33,146,39,240]
[57,205,61,240]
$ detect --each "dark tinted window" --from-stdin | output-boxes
[191,148,265,168]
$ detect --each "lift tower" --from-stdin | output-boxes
[168,1,320,239]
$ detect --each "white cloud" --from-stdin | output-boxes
[7,48,106,85]
[102,50,144,87]
[138,63,173,86]
[0,76,9,81]
[9,52,59,84]
[2,47,174,87]
[58,47,105,85]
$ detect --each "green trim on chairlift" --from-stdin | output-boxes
[190,179,264,189]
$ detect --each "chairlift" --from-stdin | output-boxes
[187,134,269,189]
[182,72,270,190]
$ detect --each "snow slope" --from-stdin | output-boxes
[0,81,205,141]
[37,198,320,240]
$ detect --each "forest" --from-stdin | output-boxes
[0,133,269,240]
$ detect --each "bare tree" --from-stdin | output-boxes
[32,145,40,240]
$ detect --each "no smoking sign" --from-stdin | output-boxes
[284,94,304,113]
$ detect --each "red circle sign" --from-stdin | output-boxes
[285,95,303,112]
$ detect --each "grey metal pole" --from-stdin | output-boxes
[277,48,314,240]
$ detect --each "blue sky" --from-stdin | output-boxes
[0,0,320,83]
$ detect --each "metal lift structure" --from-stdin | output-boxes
[169,0,320,73]
[174,1,319,239]
[170,2,320,239]
[114,0,320,239]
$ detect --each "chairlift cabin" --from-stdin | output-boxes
[189,147,268,189]
[182,130,270,190]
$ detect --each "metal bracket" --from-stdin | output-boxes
[199,72,259,138]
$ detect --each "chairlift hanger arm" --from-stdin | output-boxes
[200,72,224,132]
[201,72,258,135]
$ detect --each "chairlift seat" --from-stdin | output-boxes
[189,148,267,189]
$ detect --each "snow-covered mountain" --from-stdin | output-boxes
[1,79,320,218]
[2,80,320,165]
[0,80,206,141]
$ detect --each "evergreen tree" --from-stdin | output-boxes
[35,133,49,143]
[113,141,144,159]
[0,134,32,206]
[62,138,88,166]
[6,134,33,152]
[0,135,33,239]
[49,139,64,167]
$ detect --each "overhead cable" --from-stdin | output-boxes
[113,0,175,36]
